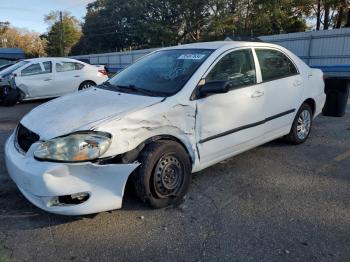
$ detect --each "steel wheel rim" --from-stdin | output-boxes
[297,109,311,140]
[81,83,93,90]
[153,155,183,198]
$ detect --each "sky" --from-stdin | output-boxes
[0,0,94,33]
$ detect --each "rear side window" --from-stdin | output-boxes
[21,63,43,76]
[206,49,256,88]
[255,49,298,81]
[43,61,52,73]
[75,63,84,70]
[56,62,84,72]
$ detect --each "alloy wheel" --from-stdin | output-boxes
[297,109,311,140]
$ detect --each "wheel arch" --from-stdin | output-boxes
[138,135,195,164]
[302,98,316,115]
[101,134,196,166]
[79,80,96,90]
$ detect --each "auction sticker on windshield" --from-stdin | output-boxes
[178,54,206,60]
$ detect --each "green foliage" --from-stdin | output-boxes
[0,244,12,262]
[44,11,82,56]
[70,0,320,54]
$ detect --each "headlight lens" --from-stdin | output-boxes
[34,132,112,162]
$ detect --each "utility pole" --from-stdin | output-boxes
[59,11,64,56]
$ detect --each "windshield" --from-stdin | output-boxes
[0,61,29,77]
[104,49,213,96]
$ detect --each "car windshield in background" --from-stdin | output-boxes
[104,49,213,96]
[0,61,29,77]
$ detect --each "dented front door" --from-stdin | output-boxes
[195,48,267,164]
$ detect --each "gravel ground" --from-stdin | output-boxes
[0,100,349,262]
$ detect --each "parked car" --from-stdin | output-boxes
[0,62,15,72]
[5,41,325,215]
[0,57,108,106]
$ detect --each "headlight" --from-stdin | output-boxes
[34,131,112,162]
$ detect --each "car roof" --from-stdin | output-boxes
[22,57,82,63]
[162,41,280,51]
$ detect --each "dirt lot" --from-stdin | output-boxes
[0,100,349,262]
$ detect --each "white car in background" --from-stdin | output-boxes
[5,41,325,215]
[0,57,108,106]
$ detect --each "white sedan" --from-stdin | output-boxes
[5,41,325,215]
[0,57,108,106]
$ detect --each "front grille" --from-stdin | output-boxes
[16,123,40,152]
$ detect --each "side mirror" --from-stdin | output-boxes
[198,81,232,98]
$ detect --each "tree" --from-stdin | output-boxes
[44,11,82,56]
[347,4,350,27]
[309,0,350,30]
[0,22,46,57]
[71,0,328,54]
[0,21,10,35]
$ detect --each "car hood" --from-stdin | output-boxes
[20,88,164,140]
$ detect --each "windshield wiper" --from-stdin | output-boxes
[99,82,168,97]
[98,81,116,90]
[115,84,168,97]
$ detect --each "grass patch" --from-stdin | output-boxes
[0,245,12,262]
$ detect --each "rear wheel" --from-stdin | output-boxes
[285,103,313,144]
[132,141,192,208]
[0,86,19,106]
[78,81,96,91]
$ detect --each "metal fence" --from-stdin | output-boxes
[71,48,158,73]
[71,28,350,72]
[259,28,350,67]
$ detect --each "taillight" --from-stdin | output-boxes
[98,69,108,76]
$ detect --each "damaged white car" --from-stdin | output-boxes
[0,57,108,106]
[5,41,325,215]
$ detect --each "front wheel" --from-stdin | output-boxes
[78,81,96,91]
[0,86,19,106]
[285,103,313,144]
[132,141,192,209]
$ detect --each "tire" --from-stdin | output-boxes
[132,141,192,209]
[285,103,313,144]
[78,81,96,91]
[0,86,19,106]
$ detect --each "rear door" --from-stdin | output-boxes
[54,60,85,94]
[18,61,54,98]
[254,48,303,133]
[195,48,267,164]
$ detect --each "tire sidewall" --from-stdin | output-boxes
[137,142,191,208]
[291,104,313,144]
[79,81,96,91]
[1,86,19,106]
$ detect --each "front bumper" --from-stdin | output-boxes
[5,134,139,215]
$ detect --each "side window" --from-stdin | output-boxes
[56,62,84,72]
[75,63,85,70]
[56,62,75,72]
[255,49,298,81]
[21,63,43,76]
[42,62,52,73]
[205,49,256,88]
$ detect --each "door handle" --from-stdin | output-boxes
[293,80,302,87]
[44,78,52,81]
[74,75,80,78]
[251,90,264,98]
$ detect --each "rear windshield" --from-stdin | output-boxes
[0,61,29,77]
